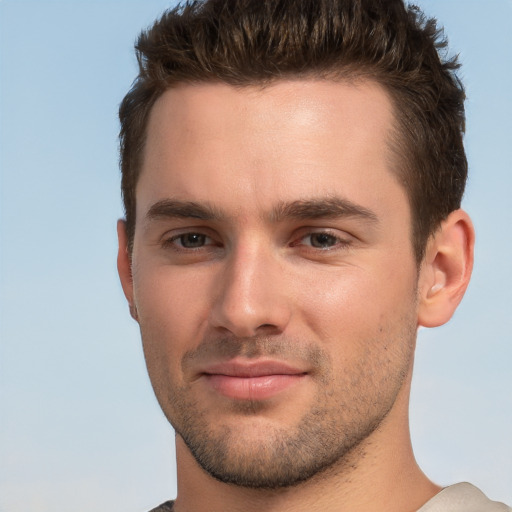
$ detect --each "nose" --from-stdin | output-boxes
[209,240,292,338]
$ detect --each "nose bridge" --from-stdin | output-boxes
[211,235,290,337]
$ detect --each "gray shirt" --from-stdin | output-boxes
[418,483,511,512]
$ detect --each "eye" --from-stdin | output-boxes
[165,232,213,249]
[291,230,352,252]
[306,232,340,249]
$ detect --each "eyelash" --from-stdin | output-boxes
[162,232,219,251]
[161,229,352,254]
[294,231,352,251]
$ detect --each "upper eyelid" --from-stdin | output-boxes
[160,226,217,241]
[167,232,216,243]
[292,226,354,240]
[169,232,211,242]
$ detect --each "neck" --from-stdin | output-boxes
[172,374,439,512]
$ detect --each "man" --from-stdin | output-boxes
[116,1,511,510]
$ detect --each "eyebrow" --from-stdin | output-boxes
[144,196,378,224]
[145,199,225,222]
[269,197,378,224]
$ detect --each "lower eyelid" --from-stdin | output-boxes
[308,240,351,249]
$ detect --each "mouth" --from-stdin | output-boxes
[200,359,308,400]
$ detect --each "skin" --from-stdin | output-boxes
[118,80,474,512]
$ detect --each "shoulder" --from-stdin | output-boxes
[147,501,175,512]
[419,483,511,512]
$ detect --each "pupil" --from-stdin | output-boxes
[182,233,205,248]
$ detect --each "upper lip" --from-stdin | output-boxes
[201,359,307,378]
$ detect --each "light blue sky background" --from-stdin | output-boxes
[0,1,511,511]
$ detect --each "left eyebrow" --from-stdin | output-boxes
[269,197,379,224]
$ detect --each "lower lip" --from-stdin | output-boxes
[203,374,306,400]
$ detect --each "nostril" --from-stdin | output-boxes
[255,323,283,335]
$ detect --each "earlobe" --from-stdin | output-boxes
[117,219,139,322]
[417,209,474,328]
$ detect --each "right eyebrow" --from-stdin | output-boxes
[145,199,225,222]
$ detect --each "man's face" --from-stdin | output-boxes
[126,80,421,487]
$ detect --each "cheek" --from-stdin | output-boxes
[296,260,417,348]
[296,267,372,322]
[133,266,212,374]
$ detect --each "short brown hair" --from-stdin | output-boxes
[119,0,466,262]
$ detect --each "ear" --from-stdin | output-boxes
[117,219,139,322]
[417,209,474,328]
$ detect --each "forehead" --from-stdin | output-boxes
[137,79,404,221]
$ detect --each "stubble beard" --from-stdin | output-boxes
[169,383,385,489]
[151,322,417,490]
